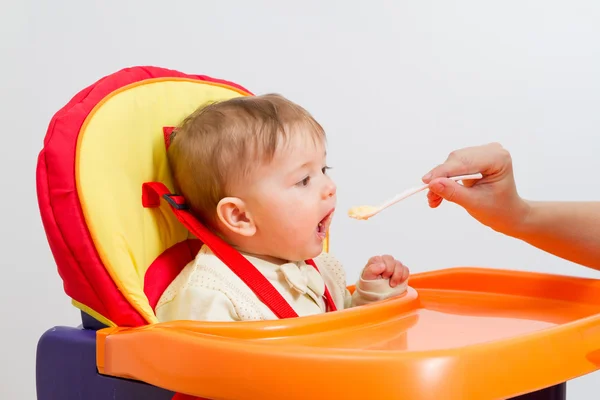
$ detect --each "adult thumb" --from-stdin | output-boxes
[428,178,474,208]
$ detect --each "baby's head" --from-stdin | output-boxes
[168,94,337,263]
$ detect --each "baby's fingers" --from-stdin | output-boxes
[362,262,386,280]
[380,255,396,279]
[390,262,409,287]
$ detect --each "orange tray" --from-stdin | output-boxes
[97,267,600,400]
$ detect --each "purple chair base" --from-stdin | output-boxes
[35,313,566,400]
[510,384,566,400]
[35,323,175,400]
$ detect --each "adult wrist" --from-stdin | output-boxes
[498,198,535,239]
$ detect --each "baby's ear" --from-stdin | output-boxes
[216,197,256,237]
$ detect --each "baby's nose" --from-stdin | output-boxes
[323,179,337,199]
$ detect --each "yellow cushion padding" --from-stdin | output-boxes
[76,78,248,324]
[72,299,117,327]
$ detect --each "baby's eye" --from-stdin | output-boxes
[297,176,310,187]
[322,166,331,174]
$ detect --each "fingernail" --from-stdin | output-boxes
[422,173,432,181]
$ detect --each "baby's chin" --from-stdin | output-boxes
[242,246,320,265]
[247,236,325,263]
[272,247,323,263]
[295,245,325,262]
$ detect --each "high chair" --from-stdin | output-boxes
[35,66,600,399]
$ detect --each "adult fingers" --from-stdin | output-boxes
[428,177,478,209]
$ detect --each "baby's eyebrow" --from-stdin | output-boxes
[294,161,312,171]
[289,151,327,172]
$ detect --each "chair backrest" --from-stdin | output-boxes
[36,66,253,327]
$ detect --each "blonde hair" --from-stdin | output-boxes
[167,93,326,228]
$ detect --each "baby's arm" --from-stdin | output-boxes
[351,273,408,306]
[315,252,408,310]
[155,286,240,322]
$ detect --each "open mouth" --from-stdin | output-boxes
[316,209,334,239]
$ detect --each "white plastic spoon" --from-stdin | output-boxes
[347,173,483,220]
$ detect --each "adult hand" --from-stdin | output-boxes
[421,142,530,235]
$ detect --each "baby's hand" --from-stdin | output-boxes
[362,255,409,288]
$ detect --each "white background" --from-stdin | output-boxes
[2,1,599,398]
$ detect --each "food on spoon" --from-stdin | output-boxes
[348,205,378,220]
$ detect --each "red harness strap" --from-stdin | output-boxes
[305,259,337,312]
[142,182,337,317]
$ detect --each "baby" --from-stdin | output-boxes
[155,94,409,322]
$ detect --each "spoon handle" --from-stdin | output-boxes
[380,173,483,210]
